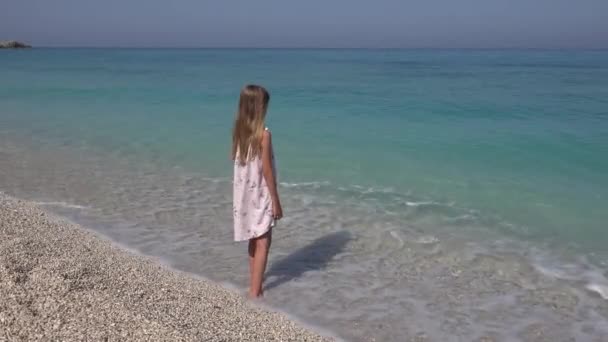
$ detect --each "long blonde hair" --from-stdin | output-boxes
[232,84,270,165]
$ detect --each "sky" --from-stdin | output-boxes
[2,0,607,48]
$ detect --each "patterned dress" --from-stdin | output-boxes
[233,128,277,241]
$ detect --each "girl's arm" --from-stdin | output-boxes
[261,130,283,220]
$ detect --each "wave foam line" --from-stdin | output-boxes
[33,201,88,210]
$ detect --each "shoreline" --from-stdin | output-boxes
[0,193,335,341]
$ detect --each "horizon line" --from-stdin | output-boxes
[21,45,608,51]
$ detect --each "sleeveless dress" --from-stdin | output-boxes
[233,128,277,241]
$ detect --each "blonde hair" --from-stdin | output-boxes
[232,84,270,165]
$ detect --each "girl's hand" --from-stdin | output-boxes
[273,201,283,220]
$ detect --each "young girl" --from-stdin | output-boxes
[232,84,283,298]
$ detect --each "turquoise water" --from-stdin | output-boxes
[1,49,608,340]
[2,48,607,250]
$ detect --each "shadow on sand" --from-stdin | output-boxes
[264,231,352,291]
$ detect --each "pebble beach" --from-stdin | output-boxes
[0,194,334,342]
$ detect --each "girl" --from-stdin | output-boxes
[232,84,283,298]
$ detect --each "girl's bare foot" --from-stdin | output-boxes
[248,289,263,299]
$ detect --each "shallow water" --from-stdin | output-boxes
[1,49,608,341]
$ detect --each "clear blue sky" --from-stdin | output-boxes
[2,0,607,48]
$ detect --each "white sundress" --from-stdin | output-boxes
[233,128,277,242]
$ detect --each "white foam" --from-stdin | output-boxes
[532,255,608,302]
[357,186,396,194]
[534,264,571,279]
[405,201,437,207]
[279,181,330,188]
[586,283,608,300]
[415,235,439,244]
[33,201,88,210]
[389,230,405,248]
[445,214,475,221]
[199,176,229,183]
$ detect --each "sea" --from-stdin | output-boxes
[1,48,607,341]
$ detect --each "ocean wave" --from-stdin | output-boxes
[280,179,472,219]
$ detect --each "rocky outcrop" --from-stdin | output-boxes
[0,40,32,48]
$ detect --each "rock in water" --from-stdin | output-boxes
[0,40,32,48]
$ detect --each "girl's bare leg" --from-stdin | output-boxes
[249,230,272,298]
[248,239,256,294]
